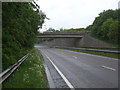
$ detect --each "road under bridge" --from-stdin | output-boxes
[37,32,113,48]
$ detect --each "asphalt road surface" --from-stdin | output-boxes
[36,45,118,88]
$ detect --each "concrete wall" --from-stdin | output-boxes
[76,35,113,48]
[40,35,114,48]
[40,38,80,47]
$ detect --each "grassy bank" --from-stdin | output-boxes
[2,48,48,88]
[59,48,119,59]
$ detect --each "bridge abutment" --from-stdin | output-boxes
[38,32,114,48]
[39,35,114,48]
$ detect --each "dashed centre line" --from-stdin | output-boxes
[72,56,77,59]
[101,65,116,71]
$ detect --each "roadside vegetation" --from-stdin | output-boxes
[2,2,46,70]
[2,1,48,88]
[86,9,119,47]
[44,27,85,32]
[59,48,119,59]
[2,48,48,88]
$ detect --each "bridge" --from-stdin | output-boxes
[37,32,113,48]
[37,32,85,38]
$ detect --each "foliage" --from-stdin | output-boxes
[85,25,93,31]
[107,20,119,43]
[101,18,114,40]
[3,48,48,88]
[86,9,119,45]
[59,48,119,59]
[62,28,85,32]
[2,2,46,70]
[45,28,59,32]
[44,27,85,33]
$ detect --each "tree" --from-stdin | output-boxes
[2,2,46,70]
[91,9,118,38]
[46,28,56,32]
[86,9,119,45]
[107,20,119,43]
[101,18,114,40]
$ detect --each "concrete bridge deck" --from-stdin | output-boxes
[36,35,83,38]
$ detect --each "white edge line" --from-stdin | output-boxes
[44,54,75,89]
[101,65,116,71]
[43,63,55,88]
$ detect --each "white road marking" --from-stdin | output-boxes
[101,65,116,71]
[66,50,118,60]
[44,54,75,90]
[72,56,77,59]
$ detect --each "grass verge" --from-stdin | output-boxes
[59,48,119,59]
[2,48,48,88]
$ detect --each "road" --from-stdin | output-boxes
[36,45,118,88]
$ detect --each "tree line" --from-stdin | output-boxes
[2,2,46,70]
[44,27,85,33]
[86,9,119,45]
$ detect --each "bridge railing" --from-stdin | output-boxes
[0,53,29,84]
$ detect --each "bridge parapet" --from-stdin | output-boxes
[37,32,85,38]
[38,32,87,35]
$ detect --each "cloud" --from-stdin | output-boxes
[36,0,119,32]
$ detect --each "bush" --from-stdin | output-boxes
[2,2,46,70]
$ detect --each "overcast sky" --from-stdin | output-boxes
[36,0,119,32]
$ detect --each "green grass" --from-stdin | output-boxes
[2,48,48,88]
[79,47,119,51]
[59,48,119,59]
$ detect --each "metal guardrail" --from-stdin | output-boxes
[54,46,120,54]
[0,53,29,84]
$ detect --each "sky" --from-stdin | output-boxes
[36,0,119,32]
